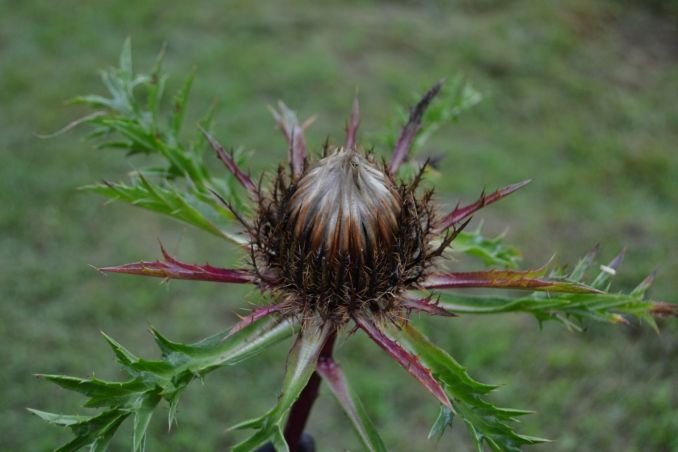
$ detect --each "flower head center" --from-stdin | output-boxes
[289,147,401,261]
[255,146,432,323]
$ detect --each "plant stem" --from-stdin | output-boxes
[283,331,337,451]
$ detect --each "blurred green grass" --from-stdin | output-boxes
[1,0,677,450]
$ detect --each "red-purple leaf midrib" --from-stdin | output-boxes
[402,296,456,317]
[200,128,259,199]
[388,81,443,174]
[354,315,451,409]
[99,247,255,284]
[437,179,531,231]
[345,97,360,150]
[229,304,284,336]
[423,271,600,293]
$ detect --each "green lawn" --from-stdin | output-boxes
[2,1,677,450]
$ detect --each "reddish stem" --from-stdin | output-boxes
[283,331,337,451]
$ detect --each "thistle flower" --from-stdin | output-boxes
[32,41,677,452]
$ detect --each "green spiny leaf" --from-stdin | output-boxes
[428,406,454,441]
[44,410,130,452]
[132,393,161,452]
[147,45,167,125]
[376,77,482,161]
[119,37,133,80]
[398,324,547,451]
[171,68,196,137]
[232,318,333,452]
[33,315,296,451]
[81,177,245,245]
[451,229,521,269]
[412,77,482,153]
[569,245,599,282]
[65,41,248,244]
[28,409,88,427]
[317,359,387,452]
[433,250,673,330]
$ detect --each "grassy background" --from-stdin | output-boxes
[2,0,677,450]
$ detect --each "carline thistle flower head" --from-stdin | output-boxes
[256,144,433,325]
[234,83,474,327]
[34,46,677,452]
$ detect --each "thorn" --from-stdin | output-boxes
[650,302,678,318]
[34,111,107,139]
[612,314,630,325]
[90,264,106,275]
[389,80,445,174]
[301,114,317,131]
[437,179,532,231]
[646,270,658,286]
[608,247,626,270]
[346,94,360,149]
[158,240,172,262]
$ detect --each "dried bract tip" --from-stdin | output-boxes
[650,302,678,318]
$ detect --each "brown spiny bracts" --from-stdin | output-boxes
[252,146,436,324]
